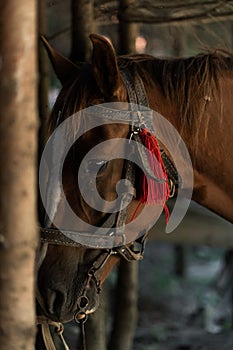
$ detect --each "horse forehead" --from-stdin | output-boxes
[82,122,129,143]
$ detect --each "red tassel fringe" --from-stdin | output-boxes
[137,128,170,223]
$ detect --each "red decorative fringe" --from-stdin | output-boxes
[137,128,170,223]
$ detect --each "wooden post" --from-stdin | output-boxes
[0,1,38,349]
[85,287,107,350]
[38,0,50,148]
[38,0,50,226]
[69,2,107,349]
[108,260,138,350]
[171,26,186,277]
[70,0,96,61]
[108,5,139,350]
[118,0,138,54]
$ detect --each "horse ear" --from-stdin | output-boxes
[40,35,80,85]
[90,34,121,98]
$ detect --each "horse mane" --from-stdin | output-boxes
[119,50,233,146]
[49,49,233,147]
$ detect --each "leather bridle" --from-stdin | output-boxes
[37,65,180,349]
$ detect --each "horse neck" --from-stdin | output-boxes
[144,76,233,223]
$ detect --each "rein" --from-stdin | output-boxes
[37,316,70,350]
[37,65,179,350]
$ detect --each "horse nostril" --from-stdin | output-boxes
[46,288,66,317]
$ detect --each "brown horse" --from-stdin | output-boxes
[37,34,233,334]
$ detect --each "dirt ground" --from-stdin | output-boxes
[60,241,233,350]
[134,242,233,350]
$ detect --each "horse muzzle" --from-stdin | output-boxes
[37,258,100,323]
[37,284,99,323]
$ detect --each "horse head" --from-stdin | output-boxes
[38,34,168,323]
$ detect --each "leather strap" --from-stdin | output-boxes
[40,225,125,248]
[37,316,70,350]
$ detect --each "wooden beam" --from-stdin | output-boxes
[94,0,233,25]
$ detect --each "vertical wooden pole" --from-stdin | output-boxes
[70,0,95,61]
[38,0,49,147]
[69,2,107,349]
[171,26,186,278]
[0,1,38,349]
[108,260,138,350]
[38,0,50,225]
[108,4,139,350]
[118,0,138,54]
[85,287,107,350]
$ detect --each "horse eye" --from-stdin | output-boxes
[86,160,108,175]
